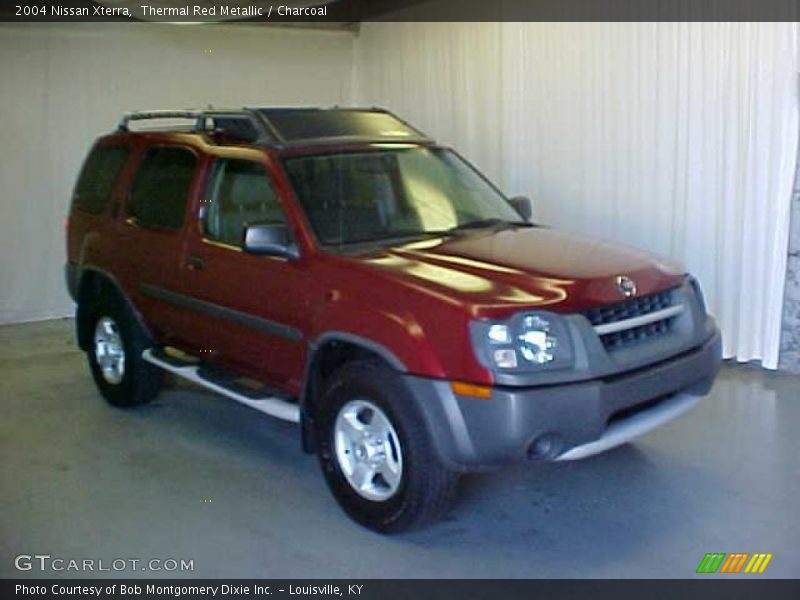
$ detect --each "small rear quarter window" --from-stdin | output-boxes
[73,146,129,214]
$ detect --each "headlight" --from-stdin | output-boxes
[517,315,556,364]
[470,311,573,373]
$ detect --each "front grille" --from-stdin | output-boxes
[583,287,679,350]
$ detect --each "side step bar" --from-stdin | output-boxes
[142,349,300,423]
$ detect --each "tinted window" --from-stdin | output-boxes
[204,159,285,246]
[130,147,197,229]
[73,146,129,214]
[258,109,428,145]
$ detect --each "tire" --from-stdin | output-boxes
[85,289,163,407]
[316,359,459,533]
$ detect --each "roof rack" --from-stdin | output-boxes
[117,109,284,145]
[117,107,434,148]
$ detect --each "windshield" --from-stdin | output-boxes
[283,147,524,246]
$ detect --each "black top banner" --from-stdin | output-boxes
[2,0,800,23]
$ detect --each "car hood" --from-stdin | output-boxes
[358,226,686,315]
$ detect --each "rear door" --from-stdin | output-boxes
[117,145,200,343]
[178,155,310,394]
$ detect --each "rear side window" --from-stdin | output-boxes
[73,146,129,214]
[129,147,197,230]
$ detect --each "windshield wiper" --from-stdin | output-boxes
[333,229,450,246]
[447,218,532,233]
[330,219,531,247]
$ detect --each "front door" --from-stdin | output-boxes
[178,156,310,395]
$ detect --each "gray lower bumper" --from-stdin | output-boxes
[554,391,700,461]
[403,330,722,471]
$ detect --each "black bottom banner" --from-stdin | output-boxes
[3,579,800,600]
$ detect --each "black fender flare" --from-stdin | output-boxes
[298,331,408,454]
[74,266,153,351]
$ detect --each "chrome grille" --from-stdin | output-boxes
[583,287,679,350]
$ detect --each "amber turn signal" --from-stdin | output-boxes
[449,381,493,399]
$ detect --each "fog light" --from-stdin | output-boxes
[527,434,562,460]
[493,348,517,368]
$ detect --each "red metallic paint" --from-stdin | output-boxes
[68,131,687,392]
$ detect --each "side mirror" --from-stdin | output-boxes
[509,195,533,222]
[243,223,298,259]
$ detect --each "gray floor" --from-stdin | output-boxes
[1,319,798,579]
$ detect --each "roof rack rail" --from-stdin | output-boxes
[117,107,434,148]
[117,109,284,145]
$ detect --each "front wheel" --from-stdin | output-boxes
[316,360,458,533]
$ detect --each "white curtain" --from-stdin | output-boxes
[354,22,799,369]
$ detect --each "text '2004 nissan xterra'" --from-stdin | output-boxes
[66,108,721,532]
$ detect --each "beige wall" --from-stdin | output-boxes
[0,23,355,323]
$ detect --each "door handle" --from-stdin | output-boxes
[186,256,205,271]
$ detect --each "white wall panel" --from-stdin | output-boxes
[0,23,354,323]
[354,22,799,368]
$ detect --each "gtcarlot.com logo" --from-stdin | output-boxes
[14,554,194,573]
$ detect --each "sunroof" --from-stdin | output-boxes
[256,109,431,146]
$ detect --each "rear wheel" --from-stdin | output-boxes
[93,317,126,385]
[316,360,458,533]
[85,291,163,407]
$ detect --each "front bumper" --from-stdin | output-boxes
[404,328,722,471]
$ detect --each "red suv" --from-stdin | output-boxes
[66,108,721,532]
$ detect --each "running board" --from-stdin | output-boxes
[555,392,701,461]
[142,349,300,423]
